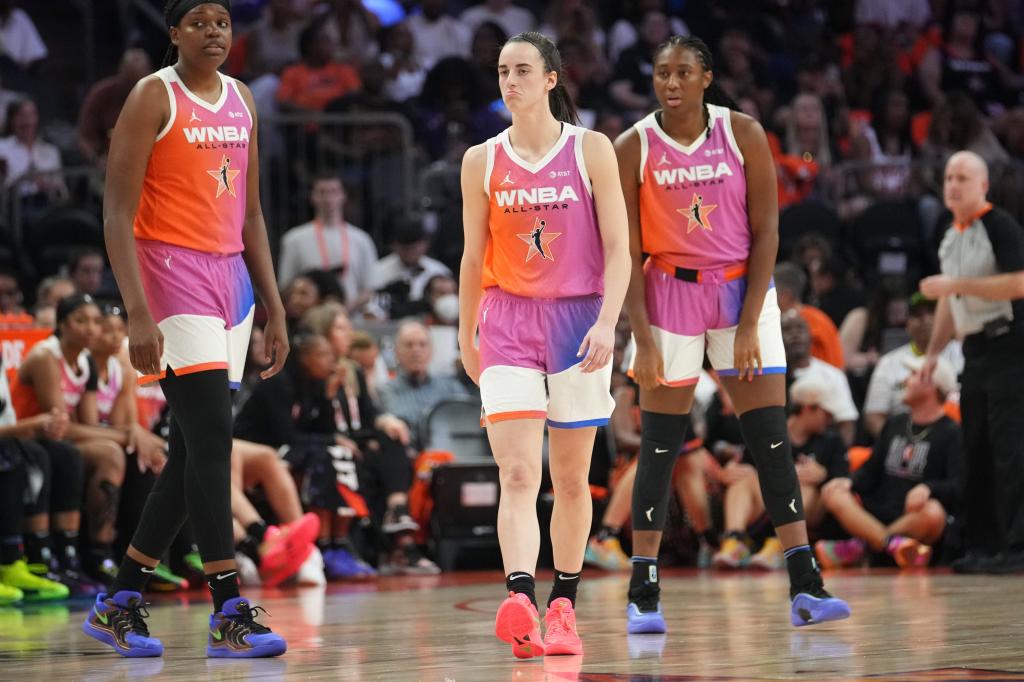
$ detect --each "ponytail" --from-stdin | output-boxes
[656,34,739,111]
[506,31,580,125]
[162,44,178,68]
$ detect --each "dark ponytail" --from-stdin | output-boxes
[655,35,740,111]
[162,0,186,67]
[505,31,580,125]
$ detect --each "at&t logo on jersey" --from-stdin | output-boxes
[494,185,580,214]
[183,125,250,149]
[652,161,734,189]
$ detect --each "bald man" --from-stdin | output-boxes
[919,150,1024,575]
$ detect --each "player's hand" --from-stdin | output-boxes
[632,337,663,391]
[260,312,290,379]
[904,483,931,513]
[733,322,762,382]
[459,339,481,385]
[578,319,615,373]
[128,311,164,377]
[920,275,954,299]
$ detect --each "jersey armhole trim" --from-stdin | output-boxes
[154,72,176,142]
[574,128,593,196]
[231,78,254,127]
[484,138,495,197]
[637,125,648,185]
[719,107,745,166]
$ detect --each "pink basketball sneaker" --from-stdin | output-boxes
[543,597,582,656]
[495,592,544,659]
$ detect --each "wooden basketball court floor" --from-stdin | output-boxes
[2,570,1023,681]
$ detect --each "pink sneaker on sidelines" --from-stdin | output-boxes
[887,535,932,568]
[495,592,544,659]
[543,597,582,656]
[259,515,321,587]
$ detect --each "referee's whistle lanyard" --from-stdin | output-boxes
[314,219,350,273]
[332,389,361,435]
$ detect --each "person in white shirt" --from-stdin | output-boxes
[371,218,451,319]
[0,2,46,70]
[863,294,963,439]
[276,173,378,311]
[405,0,471,70]
[782,310,859,445]
[0,98,64,201]
[460,0,535,40]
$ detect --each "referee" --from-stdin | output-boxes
[920,150,1024,574]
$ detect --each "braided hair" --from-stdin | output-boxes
[162,0,186,67]
[654,35,739,129]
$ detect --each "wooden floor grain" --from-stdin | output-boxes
[1,570,1022,680]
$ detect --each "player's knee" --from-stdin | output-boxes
[499,462,540,494]
[923,499,947,528]
[551,474,589,500]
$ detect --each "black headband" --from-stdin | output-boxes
[167,0,231,28]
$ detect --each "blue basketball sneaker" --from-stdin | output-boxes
[790,576,851,627]
[206,597,287,658]
[82,591,164,657]
[626,583,667,634]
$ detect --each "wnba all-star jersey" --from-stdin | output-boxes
[134,66,251,255]
[637,104,750,270]
[482,124,604,298]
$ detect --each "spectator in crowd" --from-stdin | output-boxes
[276,19,362,114]
[468,21,506,102]
[33,275,75,327]
[460,0,535,39]
[0,268,23,314]
[0,97,65,204]
[539,0,605,53]
[379,320,467,449]
[349,329,387,405]
[371,218,451,319]
[807,255,864,331]
[65,247,106,298]
[609,11,670,120]
[282,272,333,333]
[0,0,47,90]
[774,262,845,369]
[781,93,833,175]
[379,21,427,103]
[854,0,931,29]
[321,0,381,66]
[918,8,1005,116]
[244,0,304,78]
[817,358,962,569]
[406,0,471,70]
[607,0,688,65]
[922,91,1009,172]
[277,174,378,311]
[862,294,963,439]
[847,89,915,210]
[782,310,859,444]
[76,48,152,168]
[423,273,458,326]
[838,282,909,374]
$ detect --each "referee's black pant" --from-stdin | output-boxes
[960,332,1024,556]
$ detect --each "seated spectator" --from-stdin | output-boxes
[277,174,378,312]
[244,0,303,78]
[0,1,46,90]
[609,11,670,120]
[817,357,962,568]
[808,256,865,331]
[372,219,452,319]
[33,276,75,327]
[782,310,859,444]
[918,8,1005,116]
[406,0,471,70]
[282,273,327,333]
[379,320,467,449]
[839,282,909,374]
[320,0,381,66]
[712,373,849,570]
[76,48,151,168]
[848,90,914,205]
[540,0,605,53]
[0,268,23,314]
[460,0,535,39]
[780,93,833,178]
[608,0,688,65]
[862,294,963,439]
[379,21,427,103]
[775,262,845,369]
[468,21,506,102]
[0,97,66,205]
[348,330,388,405]
[65,247,107,298]
[276,20,362,114]
[854,0,931,30]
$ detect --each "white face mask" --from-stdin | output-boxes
[433,293,459,324]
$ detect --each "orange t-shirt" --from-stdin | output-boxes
[276,62,361,111]
[800,304,844,369]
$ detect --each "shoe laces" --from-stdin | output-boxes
[228,603,273,635]
[547,605,574,636]
[792,573,832,600]
[124,600,152,638]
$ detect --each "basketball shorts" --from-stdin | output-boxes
[136,239,254,388]
[478,288,614,428]
[631,264,786,386]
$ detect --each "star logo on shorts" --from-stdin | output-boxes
[679,192,717,233]
[207,155,240,198]
[517,218,561,262]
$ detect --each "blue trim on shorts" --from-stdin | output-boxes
[716,366,787,377]
[228,381,241,390]
[546,417,610,429]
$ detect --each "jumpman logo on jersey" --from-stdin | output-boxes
[207,155,240,198]
[500,170,514,186]
[657,151,671,166]
[679,193,717,233]
[189,108,202,123]
[516,218,561,262]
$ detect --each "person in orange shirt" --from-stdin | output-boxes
[276,19,361,113]
[774,261,844,369]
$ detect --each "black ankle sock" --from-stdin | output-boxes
[548,569,581,607]
[111,555,156,595]
[24,531,52,565]
[207,569,241,612]
[596,525,620,542]
[505,572,537,608]
[628,556,659,598]
[88,544,113,571]
[246,521,268,544]
[236,536,261,565]
[784,544,817,586]
[0,535,20,565]
[53,530,80,568]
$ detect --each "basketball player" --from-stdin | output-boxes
[82,0,288,658]
[459,32,630,658]
[615,36,850,633]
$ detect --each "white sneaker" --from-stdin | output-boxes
[235,552,261,586]
[295,546,327,586]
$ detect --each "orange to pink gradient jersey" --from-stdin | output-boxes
[133,66,251,255]
[481,124,604,299]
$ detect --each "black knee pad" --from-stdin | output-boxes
[18,439,51,516]
[37,439,83,513]
[632,412,690,532]
[738,406,805,527]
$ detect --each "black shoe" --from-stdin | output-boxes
[627,582,661,614]
[381,505,419,534]
[985,552,1024,575]
[951,551,1000,574]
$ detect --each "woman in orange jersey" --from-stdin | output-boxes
[459,32,630,658]
[82,0,288,659]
